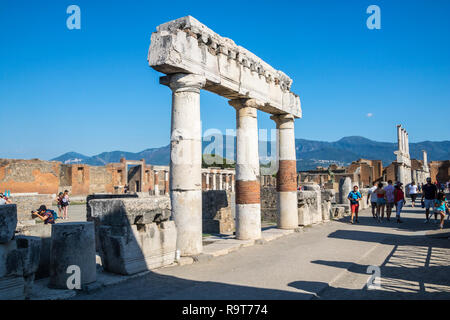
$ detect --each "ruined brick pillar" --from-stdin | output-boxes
[229,98,261,240]
[162,73,206,256]
[271,114,298,229]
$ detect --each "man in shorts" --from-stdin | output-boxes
[348,185,362,224]
[421,177,438,223]
[384,180,395,221]
[367,182,378,219]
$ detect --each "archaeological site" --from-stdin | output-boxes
[1,5,450,307]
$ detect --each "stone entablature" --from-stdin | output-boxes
[148,16,301,118]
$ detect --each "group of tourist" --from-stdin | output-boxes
[347,177,449,229]
[31,190,70,225]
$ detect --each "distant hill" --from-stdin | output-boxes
[51,136,450,171]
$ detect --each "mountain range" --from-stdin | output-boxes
[51,136,450,171]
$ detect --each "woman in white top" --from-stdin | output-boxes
[408,182,418,208]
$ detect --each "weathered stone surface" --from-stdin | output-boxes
[16,224,52,279]
[88,197,171,226]
[99,221,177,275]
[0,204,17,243]
[148,16,301,118]
[297,190,318,226]
[202,190,234,234]
[9,193,53,224]
[0,276,25,300]
[49,222,96,289]
[302,183,322,224]
[338,177,352,204]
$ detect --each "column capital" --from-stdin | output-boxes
[270,113,295,129]
[160,73,206,93]
[228,98,263,111]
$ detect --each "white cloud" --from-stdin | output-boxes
[367,113,374,118]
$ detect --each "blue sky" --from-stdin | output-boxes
[1,0,449,160]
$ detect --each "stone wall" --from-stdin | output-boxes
[0,159,60,195]
[261,187,277,222]
[202,190,234,234]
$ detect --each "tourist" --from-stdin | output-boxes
[394,183,406,223]
[384,180,395,221]
[434,192,449,229]
[375,182,387,222]
[61,190,70,220]
[421,177,438,223]
[408,181,419,208]
[0,193,12,205]
[347,185,362,224]
[31,205,56,225]
[367,182,378,219]
[56,192,63,218]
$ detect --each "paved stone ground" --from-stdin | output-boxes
[72,204,450,300]
[50,204,86,222]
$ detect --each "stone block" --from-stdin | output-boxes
[0,204,17,243]
[99,221,177,275]
[0,276,25,300]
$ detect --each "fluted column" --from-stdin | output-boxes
[271,114,298,229]
[161,73,206,256]
[229,98,261,240]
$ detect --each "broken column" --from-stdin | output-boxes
[162,73,206,256]
[49,222,96,289]
[271,114,298,229]
[229,98,261,240]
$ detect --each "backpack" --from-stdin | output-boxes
[48,209,59,220]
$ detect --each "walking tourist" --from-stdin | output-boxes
[61,190,70,220]
[56,192,63,218]
[367,182,378,219]
[394,183,406,223]
[408,181,419,208]
[422,177,438,223]
[434,192,449,229]
[384,180,395,221]
[375,183,387,222]
[347,185,362,224]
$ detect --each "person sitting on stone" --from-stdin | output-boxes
[32,205,56,225]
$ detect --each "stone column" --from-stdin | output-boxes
[218,173,223,190]
[397,125,403,153]
[212,172,217,190]
[231,174,235,192]
[154,170,159,195]
[164,170,169,195]
[406,133,410,156]
[229,98,261,240]
[205,173,210,190]
[161,73,206,256]
[271,114,298,229]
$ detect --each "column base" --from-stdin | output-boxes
[277,191,299,229]
[235,204,261,240]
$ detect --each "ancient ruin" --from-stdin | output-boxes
[148,16,301,254]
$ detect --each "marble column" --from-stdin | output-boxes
[154,170,159,195]
[218,173,223,190]
[205,173,210,190]
[397,125,403,153]
[229,98,261,240]
[212,172,217,190]
[161,73,206,256]
[271,114,298,229]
